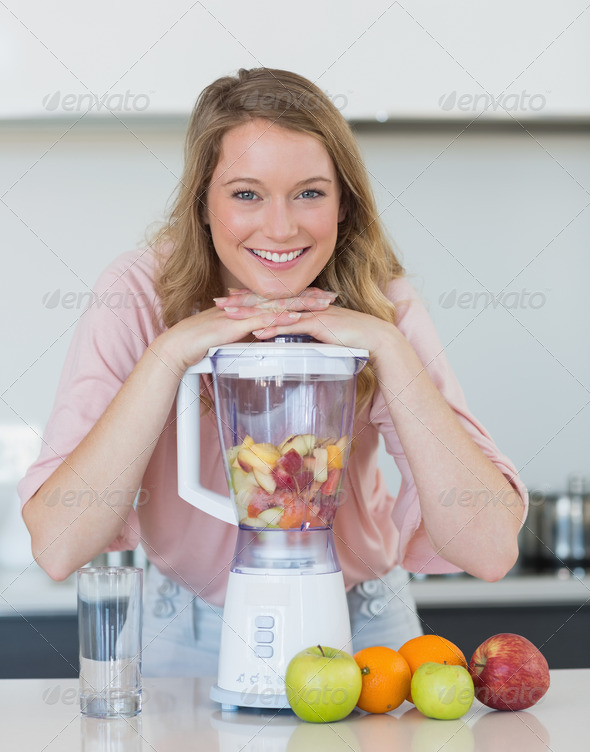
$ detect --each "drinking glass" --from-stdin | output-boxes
[77,566,143,717]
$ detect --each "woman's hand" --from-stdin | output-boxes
[216,288,399,357]
[151,301,314,375]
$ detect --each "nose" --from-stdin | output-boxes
[261,199,298,243]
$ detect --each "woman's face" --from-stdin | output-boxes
[205,118,345,298]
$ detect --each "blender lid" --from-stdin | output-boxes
[198,341,368,378]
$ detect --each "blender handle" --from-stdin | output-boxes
[177,360,238,526]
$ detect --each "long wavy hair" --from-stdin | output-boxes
[152,67,404,412]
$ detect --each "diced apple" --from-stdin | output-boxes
[235,488,254,511]
[230,467,257,495]
[257,507,284,526]
[279,434,309,457]
[241,435,255,449]
[254,467,277,494]
[312,447,328,483]
[227,445,241,467]
[238,447,273,474]
[241,517,267,528]
[302,434,316,454]
[250,442,281,467]
[278,434,295,453]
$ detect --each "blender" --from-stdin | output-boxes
[176,337,368,710]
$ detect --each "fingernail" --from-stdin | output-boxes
[287,312,301,319]
[213,297,228,305]
[252,329,264,337]
[228,288,241,294]
[224,306,239,313]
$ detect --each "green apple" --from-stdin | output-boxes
[411,662,474,720]
[285,645,362,723]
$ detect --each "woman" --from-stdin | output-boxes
[19,68,527,676]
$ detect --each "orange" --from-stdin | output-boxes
[353,646,411,714]
[397,634,467,703]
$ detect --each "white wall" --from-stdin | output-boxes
[1,0,589,119]
[1,119,588,499]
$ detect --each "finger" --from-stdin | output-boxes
[215,288,339,310]
[248,310,303,331]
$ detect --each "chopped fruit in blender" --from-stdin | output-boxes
[228,434,348,529]
[326,444,344,470]
[250,442,281,466]
[230,466,258,494]
[237,447,275,473]
[240,517,267,528]
[279,434,309,457]
[312,448,329,483]
[302,434,316,454]
[273,449,303,489]
[321,468,341,496]
[253,467,277,494]
[257,507,284,526]
[278,434,294,452]
[227,445,241,467]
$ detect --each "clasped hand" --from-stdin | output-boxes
[214,287,395,355]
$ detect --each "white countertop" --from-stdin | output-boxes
[0,669,583,751]
[408,572,590,607]
[0,566,77,617]
[1,567,590,618]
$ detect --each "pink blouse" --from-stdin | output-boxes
[18,248,528,607]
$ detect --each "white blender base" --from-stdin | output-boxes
[211,569,352,710]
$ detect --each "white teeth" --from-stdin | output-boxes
[249,248,305,263]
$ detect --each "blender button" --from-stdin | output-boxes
[255,631,274,643]
[255,616,275,629]
[255,646,273,658]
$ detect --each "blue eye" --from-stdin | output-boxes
[232,190,257,200]
[300,189,324,199]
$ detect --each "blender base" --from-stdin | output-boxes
[210,683,290,712]
[212,568,353,710]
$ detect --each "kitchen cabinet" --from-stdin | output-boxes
[418,603,590,669]
[0,614,78,679]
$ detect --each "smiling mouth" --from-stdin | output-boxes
[247,247,309,264]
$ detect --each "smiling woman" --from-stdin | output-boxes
[19,67,527,680]
[204,120,344,298]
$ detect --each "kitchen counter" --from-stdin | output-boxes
[0,567,77,617]
[0,669,582,751]
[409,572,590,607]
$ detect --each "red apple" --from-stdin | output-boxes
[468,633,550,711]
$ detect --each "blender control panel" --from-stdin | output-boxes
[254,615,275,658]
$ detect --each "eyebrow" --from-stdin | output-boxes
[222,176,333,188]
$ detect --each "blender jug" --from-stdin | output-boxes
[177,339,368,530]
[177,338,368,709]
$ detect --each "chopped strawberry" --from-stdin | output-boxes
[321,469,341,496]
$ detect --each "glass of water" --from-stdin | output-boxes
[77,566,143,717]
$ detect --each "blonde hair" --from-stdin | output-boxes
[152,67,404,412]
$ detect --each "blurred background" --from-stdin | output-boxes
[0,0,589,675]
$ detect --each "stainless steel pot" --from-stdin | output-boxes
[520,476,590,575]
